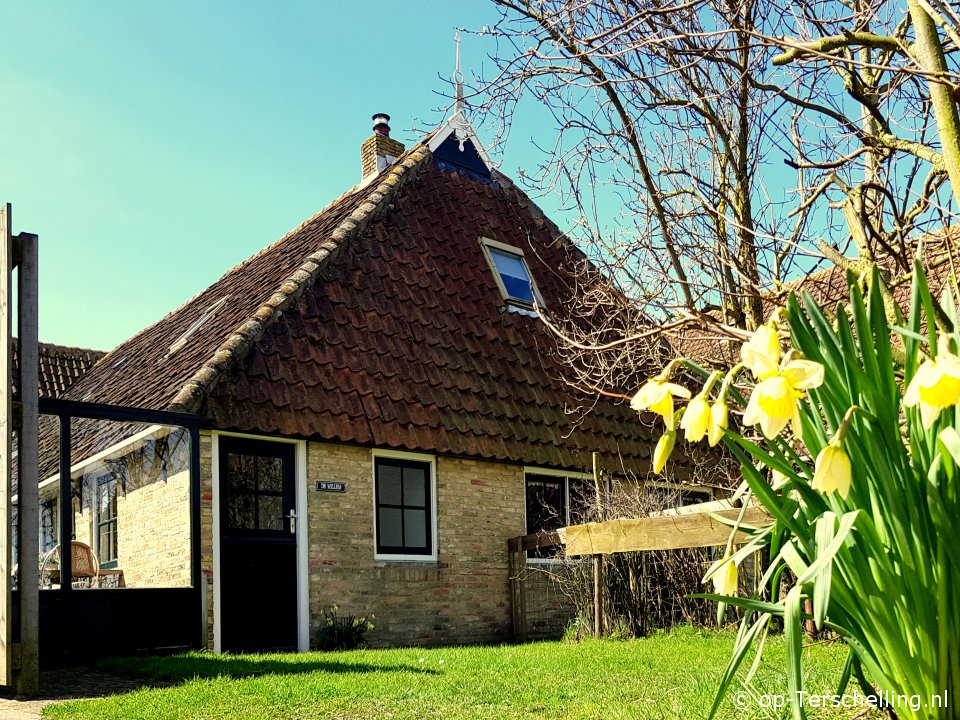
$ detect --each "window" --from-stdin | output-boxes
[525,472,595,559]
[96,475,119,568]
[480,238,541,307]
[40,497,58,553]
[374,455,435,559]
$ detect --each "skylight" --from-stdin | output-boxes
[480,238,540,308]
[165,296,230,359]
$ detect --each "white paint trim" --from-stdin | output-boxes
[211,432,222,654]
[371,449,438,563]
[427,111,496,170]
[211,430,308,654]
[523,466,593,480]
[295,440,309,652]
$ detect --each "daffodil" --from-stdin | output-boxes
[707,401,727,447]
[652,429,676,473]
[743,356,824,439]
[741,323,781,380]
[707,555,738,596]
[811,443,852,498]
[680,396,711,442]
[632,379,691,428]
[771,468,789,490]
[904,339,960,429]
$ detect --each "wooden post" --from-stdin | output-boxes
[15,232,39,697]
[593,555,601,638]
[0,204,13,686]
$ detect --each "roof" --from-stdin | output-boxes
[58,118,660,473]
[673,241,959,367]
[11,339,105,399]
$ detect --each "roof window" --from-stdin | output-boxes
[480,238,541,308]
[165,296,230,359]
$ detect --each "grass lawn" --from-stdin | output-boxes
[44,626,854,719]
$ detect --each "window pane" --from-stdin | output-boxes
[403,509,427,548]
[490,249,529,280]
[402,469,426,507]
[228,493,256,530]
[526,478,565,534]
[569,479,594,525]
[228,453,255,491]
[378,464,402,505]
[378,508,403,547]
[490,248,535,303]
[257,456,283,492]
[40,498,58,552]
[258,495,284,531]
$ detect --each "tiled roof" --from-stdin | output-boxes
[58,132,660,473]
[11,339,105,398]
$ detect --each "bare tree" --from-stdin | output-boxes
[469,0,960,388]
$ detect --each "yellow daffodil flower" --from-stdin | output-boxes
[811,444,852,498]
[708,401,727,447]
[680,396,711,442]
[904,340,960,429]
[707,555,738,596]
[632,379,691,428]
[741,323,781,381]
[743,357,824,439]
[652,429,676,473]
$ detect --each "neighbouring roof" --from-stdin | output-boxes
[673,242,960,367]
[11,338,106,399]
[57,116,663,473]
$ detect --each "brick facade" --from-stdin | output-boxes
[196,435,575,650]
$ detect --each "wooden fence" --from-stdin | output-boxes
[507,499,770,641]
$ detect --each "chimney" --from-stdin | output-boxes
[361,113,405,179]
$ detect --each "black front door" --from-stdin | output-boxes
[219,438,297,653]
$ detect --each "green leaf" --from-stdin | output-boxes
[784,586,807,720]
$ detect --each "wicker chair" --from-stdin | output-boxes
[40,541,100,588]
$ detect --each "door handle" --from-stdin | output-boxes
[285,509,297,535]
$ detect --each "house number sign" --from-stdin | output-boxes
[316,481,346,493]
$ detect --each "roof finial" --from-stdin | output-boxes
[454,30,465,115]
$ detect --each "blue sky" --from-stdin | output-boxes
[1,1,545,350]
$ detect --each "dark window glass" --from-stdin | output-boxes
[226,451,286,531]
[525,477,565,535]
[97,476,119,567]
[489,247,535,304]
[375,458,432,556]
[568,479,595,525]
[40,498,58,552]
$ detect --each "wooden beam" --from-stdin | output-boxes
[561,506,772,556]
[0,204,12,686]
[15,232,39,697]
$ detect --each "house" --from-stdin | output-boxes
[32,111,713,653]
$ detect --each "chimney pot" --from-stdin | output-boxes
[372,113,391,137]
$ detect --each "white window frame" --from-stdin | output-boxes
[479,237,544,309]
[372,449,438,562]
[523,467,593,564]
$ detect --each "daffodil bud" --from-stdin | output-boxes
[811,444,852,499]
[708,401,727,447]
[680,397,711,442]
[741,323,781,381]
[652,429,677,474]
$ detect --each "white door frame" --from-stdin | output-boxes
[211,430,309,653]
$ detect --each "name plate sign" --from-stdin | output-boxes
[316,481,346,493]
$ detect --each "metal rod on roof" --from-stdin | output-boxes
[454,30,464,114]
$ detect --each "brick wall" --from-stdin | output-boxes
[197,435,585,650]
[115,469,190,587]
[305,443,527,647]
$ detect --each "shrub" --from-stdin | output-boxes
[314,605,375,651]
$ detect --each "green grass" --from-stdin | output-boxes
[44,626,855,719]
